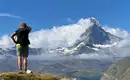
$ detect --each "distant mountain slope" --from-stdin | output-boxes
[64,18,122,55]
[101,57,130,80]
[73,18,121,46]
[0,47,43,55]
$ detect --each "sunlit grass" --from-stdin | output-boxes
[0,72,62,80]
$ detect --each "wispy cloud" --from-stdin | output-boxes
[67,18,75,23]
[0,13,23,19]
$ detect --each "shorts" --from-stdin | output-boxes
[16,44,29,57]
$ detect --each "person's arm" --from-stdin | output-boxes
[26,26,32,32]
[11,32,17,44]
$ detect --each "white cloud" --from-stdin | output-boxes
[103,26,130,39]
[0,13,23,19]
[0,18,129,49]
[0,17,130,60]
[0,35,14,48]
[67,18,75,23]
[29,18,95,48]
[0,18,94,49]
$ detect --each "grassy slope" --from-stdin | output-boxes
[0,72,72,80]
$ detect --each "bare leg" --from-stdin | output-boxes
[18,56,22,70]
[23,57,28,71]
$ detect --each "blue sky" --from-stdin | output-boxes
[0,0,130,36]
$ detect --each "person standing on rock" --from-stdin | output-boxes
[11,22,32,72]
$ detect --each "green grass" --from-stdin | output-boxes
[0,72,62,80]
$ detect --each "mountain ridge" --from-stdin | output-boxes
[63,18,122,55]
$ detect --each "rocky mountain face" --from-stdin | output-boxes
[101,57,130,80]
[65,18,122,55]
[74,19,120,46]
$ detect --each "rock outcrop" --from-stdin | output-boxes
[101,57,130,80]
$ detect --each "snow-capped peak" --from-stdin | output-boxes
[89,17,100,26]
[77,17,101,30]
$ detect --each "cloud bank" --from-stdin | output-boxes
[0,18,130,60]
[0,18,129,49]
[67,18,75,23]
[103,26,130,39]
[0,13,23,19]
[29,18,93,48]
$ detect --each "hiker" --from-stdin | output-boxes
[11,22,32,72]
